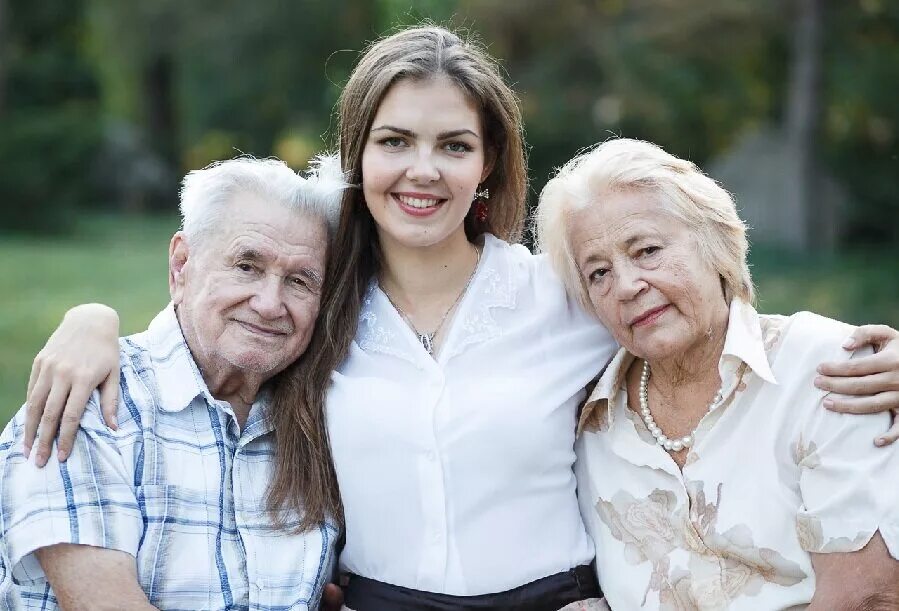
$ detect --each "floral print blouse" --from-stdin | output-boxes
[575,300,899,610]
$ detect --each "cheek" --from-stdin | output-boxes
[361,150,396,195]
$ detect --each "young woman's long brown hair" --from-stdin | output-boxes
[266,25,528,531]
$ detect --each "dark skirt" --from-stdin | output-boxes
[343,564,601,611]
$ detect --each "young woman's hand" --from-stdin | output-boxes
[24,303,121,466]
[815,324,899,446]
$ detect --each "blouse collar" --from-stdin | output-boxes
[355,234,518,365]
[578,299,777,435]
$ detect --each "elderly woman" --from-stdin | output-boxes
[537,139,899,610]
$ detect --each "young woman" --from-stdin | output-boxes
[21,26,899,611]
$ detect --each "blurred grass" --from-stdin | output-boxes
[0,215,175,427]
[1,216,897,428]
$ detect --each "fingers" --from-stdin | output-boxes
[815,371,895,396]
[875,413,899,447]
[817,348,899,378]
[844,324,898,351]
[23,359,53,458]
[824,391,899,415]
[34,383,69,467]
[321,583,344,611]
[56,382,94,462]
[99,372,119,431]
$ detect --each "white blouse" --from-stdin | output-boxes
[575,300,899,610]
[326,234,617,595]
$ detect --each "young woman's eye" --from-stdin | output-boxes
[379,136,407,148]
[444,141,473,154]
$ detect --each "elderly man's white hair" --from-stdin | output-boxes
[179,154,346,246]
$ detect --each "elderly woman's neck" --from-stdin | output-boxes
[645,311,730,398]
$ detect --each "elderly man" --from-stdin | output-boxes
[0,156,343,610]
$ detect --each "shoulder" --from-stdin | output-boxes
[764,311,861,365]
[482,234,570,301]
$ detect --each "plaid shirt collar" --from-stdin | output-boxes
[143,303,274,435]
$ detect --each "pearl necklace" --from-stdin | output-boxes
[638,360,723,452]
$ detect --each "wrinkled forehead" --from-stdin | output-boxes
[566,190,685,258]
[204,205,328,267]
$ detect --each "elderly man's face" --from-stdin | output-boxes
[170,193,328,380]
[567,189,728,363]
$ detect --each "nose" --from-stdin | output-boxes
[250,274,288,320]
[614,262,648,301]
[405,149,440,183]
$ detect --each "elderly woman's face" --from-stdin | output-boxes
[567,189,728,363]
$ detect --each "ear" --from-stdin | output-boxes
[169,232,190,304]
[480,147,497,183]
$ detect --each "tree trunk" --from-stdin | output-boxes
[0,0,7,115]
[785,0,831,251]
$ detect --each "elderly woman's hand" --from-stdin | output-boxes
[815,324,899,446]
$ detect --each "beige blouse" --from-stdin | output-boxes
[575,300,899,610]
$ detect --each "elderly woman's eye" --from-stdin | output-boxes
[588,268,608,283]
[642,246,660,256]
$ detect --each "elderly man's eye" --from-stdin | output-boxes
[641,246,660,256]
[236,263,255,272]
[289,276,310,290]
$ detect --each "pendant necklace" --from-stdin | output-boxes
[382,246,481,356]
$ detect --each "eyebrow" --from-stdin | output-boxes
[578,233,658,267]
[370,125,481,140]
[235,248,324,287]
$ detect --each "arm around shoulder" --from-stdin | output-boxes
[25,302,122,466]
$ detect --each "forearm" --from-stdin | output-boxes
[810,532,899,610]
[35,544,158,611]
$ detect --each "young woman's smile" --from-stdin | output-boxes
[361,75,492,251]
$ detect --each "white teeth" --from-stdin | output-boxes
[396,194,441,209]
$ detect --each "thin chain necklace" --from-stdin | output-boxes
[381,246,481,356]
[638,360,724,452]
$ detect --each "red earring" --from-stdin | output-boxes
[473,187,490,223]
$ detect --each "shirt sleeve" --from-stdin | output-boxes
[794,346,899,557]
[0,397,144,585]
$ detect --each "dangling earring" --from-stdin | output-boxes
[473,186,490,223]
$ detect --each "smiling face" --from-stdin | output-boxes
[361,76,492,251]
[170,192,328,382]
[567,189,729,363]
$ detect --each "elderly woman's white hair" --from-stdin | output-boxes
[535,138,753,311]
[179,153,346,247]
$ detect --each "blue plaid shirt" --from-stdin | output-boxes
[0,305,338,610]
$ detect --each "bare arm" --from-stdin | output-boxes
[35,544,157,611]
[24,303,121,467]
[808,532,899,610]
[815,325,899,445]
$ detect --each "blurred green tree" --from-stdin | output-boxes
[0,0,102,233]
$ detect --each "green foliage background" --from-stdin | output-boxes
[0,0,897,425]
